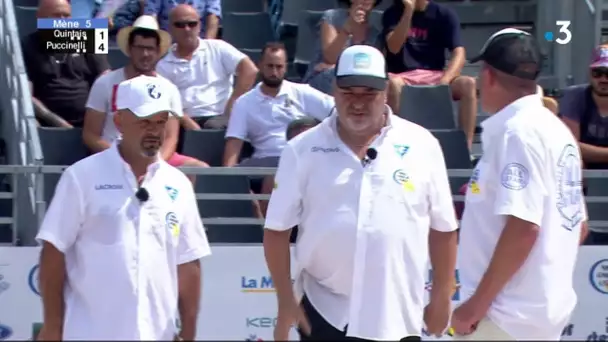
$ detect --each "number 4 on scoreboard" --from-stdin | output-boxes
[95,28,109,54]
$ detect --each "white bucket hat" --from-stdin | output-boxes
[116,15,172,57]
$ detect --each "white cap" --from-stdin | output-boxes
[335,45,388,90]
[115,75,180,118]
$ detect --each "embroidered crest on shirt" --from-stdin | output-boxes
[393,144,409,158]
[165,186,178,202]
[393,169,414,192]
[500,163,529,190]
[469,168,481,194]
[165,212,180,237]
[556,144,583,231]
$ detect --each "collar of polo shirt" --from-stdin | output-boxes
[255,81,293,102]
[481,94,544,136]
[166,38,205,61]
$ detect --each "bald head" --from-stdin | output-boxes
[169,4,199,22]
[37,0,70,18]
[168,4,200,47]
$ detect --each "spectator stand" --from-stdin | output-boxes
[2,0,607,246]
[0,0,43,246]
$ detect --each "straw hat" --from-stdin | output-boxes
[116,15,171,57]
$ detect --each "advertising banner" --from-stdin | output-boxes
[0,246,606,341]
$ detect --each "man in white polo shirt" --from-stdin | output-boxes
[35,75,211,340]
[223,42,334,168]
[156,4,258,129]
[452,29,587,340]
[83,16,209,184]
[264,45,459,341]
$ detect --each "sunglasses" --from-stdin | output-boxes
[173,21,198,29]
[591,68,608,79]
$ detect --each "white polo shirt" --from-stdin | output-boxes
[459,95,586,340]
[264,110,458,340]
[86,69,183,143]
[225,81,335,159]
[35,144,211,340]
[156,38,246,118]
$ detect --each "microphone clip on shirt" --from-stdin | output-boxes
[135,187,149,203]
[362,148,378,167]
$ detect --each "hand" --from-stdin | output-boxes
[275,299,310,341]
[424,298,451,337]
[403,0,416,9]
[36,325,62,341]
[451,297,488,336]
[107,17,114,30]
[438,77,451,85]
[314,62,335,72]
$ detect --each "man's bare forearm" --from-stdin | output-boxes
[428,230,458,301]
[39,243,67,330]
[263,230,294,305]
[386,5,413,54]
[32,98,71,127]
[178,260,201,341]
[204,14,219,39]
[580,142,608,163]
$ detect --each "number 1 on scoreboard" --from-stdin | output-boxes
[95,28,109,54]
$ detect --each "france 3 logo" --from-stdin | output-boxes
[544,21,572,45]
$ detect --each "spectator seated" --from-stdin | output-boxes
[382,0,477,151]
[156,5,258,129]
[23,0,110,128]
[303,0,384,95]
[223,43,333,169]
[82,17,208,184]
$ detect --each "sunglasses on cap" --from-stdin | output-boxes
[173,21,198,29]
[591,68,608,79]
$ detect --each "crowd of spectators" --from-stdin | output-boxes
[20,0,607,245]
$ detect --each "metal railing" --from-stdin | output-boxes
[0,0,45,246]
[1,166,607,245]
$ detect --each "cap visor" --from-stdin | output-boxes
[590,61,608,68]
[336,75,387,90]
[468,54,483,64]
[130,103,181,118]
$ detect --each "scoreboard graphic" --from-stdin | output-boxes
[37,18,109,54]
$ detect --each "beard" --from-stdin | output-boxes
[261,76,283,88]
[140,135,162,158]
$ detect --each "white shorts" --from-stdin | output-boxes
[453,318,515,341]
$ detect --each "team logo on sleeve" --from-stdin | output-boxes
[393,169,414,192]
[556,144,583,231]
[165,212,180,237]
[501,163,529,190]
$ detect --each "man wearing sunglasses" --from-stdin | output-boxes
[145,0,221,39]
[156,4,258,130]
[560,44,608,246]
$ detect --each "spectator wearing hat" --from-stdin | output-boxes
[83,15,209,183]
[156,5,258,129]
[382,0,477,150]
[145,0,221,39]
[303,0,384,95]
[560,44,608,246]
[22,0,110,128]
